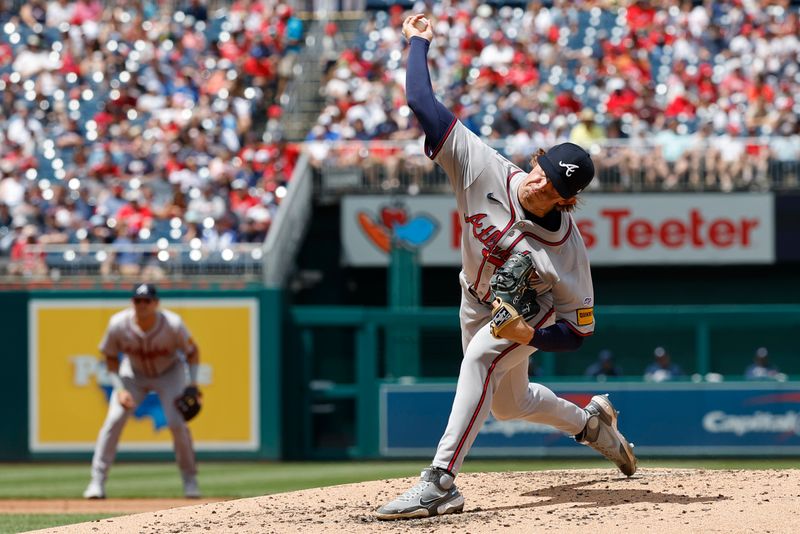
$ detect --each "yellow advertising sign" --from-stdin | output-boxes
[29,299,259,452]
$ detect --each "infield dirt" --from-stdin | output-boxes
[30,468,800,533]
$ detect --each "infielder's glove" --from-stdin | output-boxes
[175,386,202,421]
[489,252,540,338]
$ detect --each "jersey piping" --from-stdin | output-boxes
[446,342,517,473]
[506,223,574,250]
[561,319,594,337]
[427,116,458,160]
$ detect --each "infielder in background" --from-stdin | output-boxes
[376,15,637,520]
[83,284,202,499]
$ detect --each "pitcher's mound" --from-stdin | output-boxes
[34,468,800,533]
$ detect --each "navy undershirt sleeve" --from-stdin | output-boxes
[529,322,584,352]
[406,36,455,154]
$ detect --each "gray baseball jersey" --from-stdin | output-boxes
[428,120,593,475]
[435,120,595,337]
[99,308,194,377]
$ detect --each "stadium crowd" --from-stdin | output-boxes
[0,0,303,277]
[311,0,800,192]
[3,0,800,277]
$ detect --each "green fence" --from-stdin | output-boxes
[4,289,798,462]
[290,304,800,459]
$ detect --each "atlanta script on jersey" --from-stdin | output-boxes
[431,120,594,337]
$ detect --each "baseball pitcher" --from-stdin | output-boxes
[83,284,202,499]
[376,15,637,520]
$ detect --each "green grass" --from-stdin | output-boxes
[0,514,117,534]
[0,459,797,533]
[0,458,797,500]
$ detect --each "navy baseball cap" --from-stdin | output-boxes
[132,283,158,299]
[538,142,595,199]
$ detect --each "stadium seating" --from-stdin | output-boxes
[0,0,304,278]
[311,1,800,193]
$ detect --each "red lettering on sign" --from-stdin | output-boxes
[740,219,759,246]
[660,219,686,248]
[690,209,704,247]
[596,208,760,249]
[600,209,630,248]
[627,220,653,248]
[709,219,735,247]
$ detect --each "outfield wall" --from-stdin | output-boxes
[288,305,800,459]
[380,382,800,457]
[0,288,283,462]
[2,290,799,461]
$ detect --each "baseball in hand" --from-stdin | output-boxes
[413,17,429,31]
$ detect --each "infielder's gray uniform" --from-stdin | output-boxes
[89,308,197,483]
[431,121,595,475]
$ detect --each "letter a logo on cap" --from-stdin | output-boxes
[558,161,579,177]
[136,284,148,295]
[540,143,595,199]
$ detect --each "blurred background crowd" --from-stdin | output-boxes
[580,345,787,382]
[311,0,800,192]
[1,0,800,277]
[0,0,303,277]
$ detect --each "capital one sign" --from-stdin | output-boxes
[341,194,774,266]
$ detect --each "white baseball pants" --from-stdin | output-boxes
[88,358,197,483]
[431,281,588,475]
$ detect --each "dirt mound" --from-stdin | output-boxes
[31,468,800,533]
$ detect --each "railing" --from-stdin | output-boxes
[307,137,800,196]
[0,242,264,284]
[0,155,313,288]
[263,153,314,287]
[291,303,800,458]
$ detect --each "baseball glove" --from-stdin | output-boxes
[175,386,202,421]
[489,252,540,338]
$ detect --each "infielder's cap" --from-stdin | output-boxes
[539,142,595,199]
[654,346,668,358]
[755,347,768,358]
[132,283,158,299]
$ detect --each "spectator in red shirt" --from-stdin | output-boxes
[116,191,153,234]
[627,0,657,33]
[229,179,259,218]
[606,86,639,118]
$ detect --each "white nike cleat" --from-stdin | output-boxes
[375,466,464,520]
[82,479,106,499]
[576,394,638,477]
